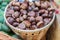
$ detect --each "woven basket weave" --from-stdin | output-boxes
[11,26,49,40]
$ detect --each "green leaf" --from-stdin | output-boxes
[0,5,1,8]
[1,7,6,11]
[1,2,7,6]
[0,0,2,3]
[1,24,11,32]
[0,16,4,23]
[3,0,10,3]
[0,10,4,16]
[0,23,2,31]
[12,34,22,40]
[12,34,18,38]
[6,31,14,36]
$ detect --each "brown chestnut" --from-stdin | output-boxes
[23,20,31,27]
[48,7,55,11]
[20,9,27,15]
[42,13,48,18]
[37,21,44,28]
[23,15,27,19]
[16,18,20,23]
[28,11,35,17]
[29,17,35,22]
[18,23,26,29]
[12,2,20,6]
[29,2,34,6]
[12,11,19,18]
[13,6,20,11]
[32,22,36,25]
[41,3,47,9]
[19,16,24,21]
[30,25,37,30]
[35,1,40,7]
[7,9,14,15]
[13,22,19,27]
[38,9,45,14]
[44,18,51,25]
[36,16,43,22]
[33,7,39,12]
[7,17,14,24]
[20,3,27,9]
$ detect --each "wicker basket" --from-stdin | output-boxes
[11,25,49,40]
[4,0,55,40]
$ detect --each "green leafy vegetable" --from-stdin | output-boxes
[1,24,11,32]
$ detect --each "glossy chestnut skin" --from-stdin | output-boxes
[6,0,55,30]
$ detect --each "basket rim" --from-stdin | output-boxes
[4,1,56,32]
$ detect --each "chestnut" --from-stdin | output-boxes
[23,20,31,28]
[36,16,43,22]
[16,18,20,23]
[35,1,40,7]
[42,13,48,18]
[48,7,55,11]
[7,17,14,24]
[28,11,35,17]
[19,16,24,21]
[38,9,45,14]
[7,9,14,15]
[5,0,54,30]
[18,23,26,29]
[13,6,20,11]
[6,13,11,18]
[37,21,44,28]
[28,6,32,11]
[29,2,34,6]
[13,22,19,27]
[44,18,51,25]
[49,11,53,17]
[32,22,36,25]
[29,17,35,22]
[20,9,27,15]
[41,3,47,9]
[12,11,19,18]
[23,15,27,19]
[20,3,27,9]
[30,25,37,30]
[33,7,39,12]
[12,2,20,6]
